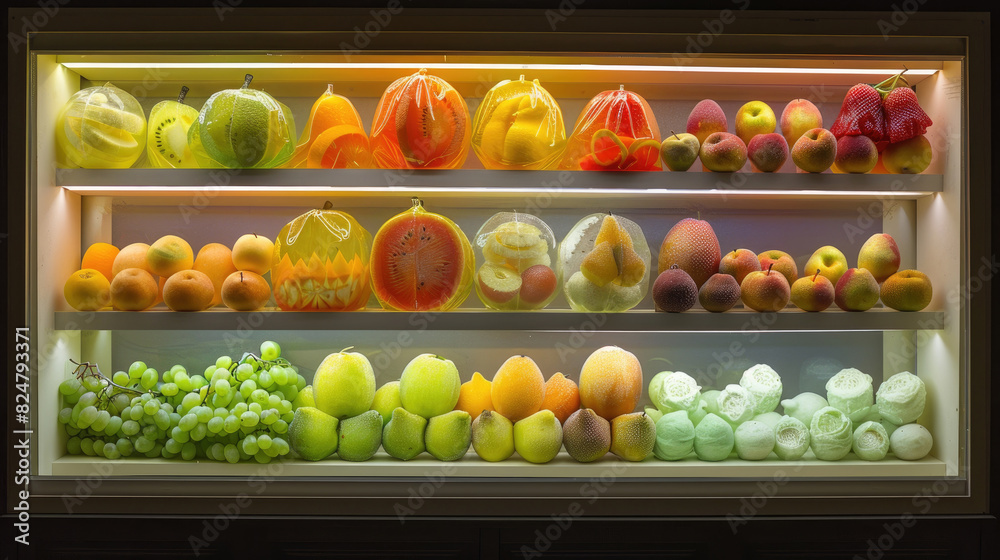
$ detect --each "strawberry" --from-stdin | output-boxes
[830,83,887,141]
[883,86,933,143]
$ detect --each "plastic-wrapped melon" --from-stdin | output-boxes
[370,198,474,311]
[272,203,372,311]
[471,76,566,170]
[286,85,371,169]
[559,212,651,312]
[192,74,295,168]
[559,86,661,171]
[146,86,200,168]
[474,212,560,310]
[370,69,470,169]
[55,82,147,169]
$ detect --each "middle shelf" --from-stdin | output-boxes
[54,309,945,331]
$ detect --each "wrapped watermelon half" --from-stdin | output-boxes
[370,198,474,311]
[370,69,471,169]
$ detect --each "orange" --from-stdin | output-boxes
[112,242,154,278]
[287,86,365,168]
[307,125,371,169]
[110,268,158,311]
[454,372,494,420]
[578,346,643,420]
[490,355,545,423]
[193,242,237,307]
[539,372,580,424]
[81,242,119,282]
[64,269,111,311]
[147,235,194,278]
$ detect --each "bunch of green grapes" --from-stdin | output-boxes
[58,341,303,464]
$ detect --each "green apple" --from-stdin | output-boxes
[288,407,339,461]
[399,354,461,419]
[313,349,376,419]
[371,380,402,427]
[804,245,849,286]
[425,410,472,461]
[659,131,700,171]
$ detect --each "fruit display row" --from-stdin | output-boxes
[59,344,934,464]
[56,69,934,174]
[64,205,932,314]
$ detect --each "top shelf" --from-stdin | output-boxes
[57,169,944,200]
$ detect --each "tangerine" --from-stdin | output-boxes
[193,242,238,307]
[539,372,580,424]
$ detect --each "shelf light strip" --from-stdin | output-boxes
[61,185,935,197]
[59,62,939,76]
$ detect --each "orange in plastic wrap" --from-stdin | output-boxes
[370,69,470,169]
[287,85,370,169]
[471,76,566,170]
[560,86,661,171]
[272,203,372,311]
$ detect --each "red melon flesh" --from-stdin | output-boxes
[394,72,464,167]
[371,200,470,311]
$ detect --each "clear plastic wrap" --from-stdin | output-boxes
[471,76,566,170]
[191,74,295,169]
[559,212,650,312]
[473,212,560,310]
[286,84,371,169]
[146,86,200,168]
[370,69,470,169]
[55,82,147,169]
[559,85,661,171]
[370,198,474,311]
[272,203,372,311]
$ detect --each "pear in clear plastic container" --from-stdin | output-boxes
[559,212,651,312]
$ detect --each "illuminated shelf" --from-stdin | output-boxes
[56,169,943,199]
[54,308,945,332]
[50,451,948,479]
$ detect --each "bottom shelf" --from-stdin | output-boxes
[49,451,947,478]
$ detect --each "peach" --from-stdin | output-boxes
[719,248,761,285]
[747,133,789,173]
[699,132,747,172]
[162,269,214,311]
[686,99,728,145]
[880,270,932,311]
[757,250,798,285]
[857,233,900,283]
[780,99,823,148]
[110,268,158,311]
[652,266,698,313]
[791,269,835,312]
[734,100,776,145]
[791,128,837,173]
[834,268,880,312]
[698,272,741,312]
[835,135,878,173]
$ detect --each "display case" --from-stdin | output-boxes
[5,6,993,556]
